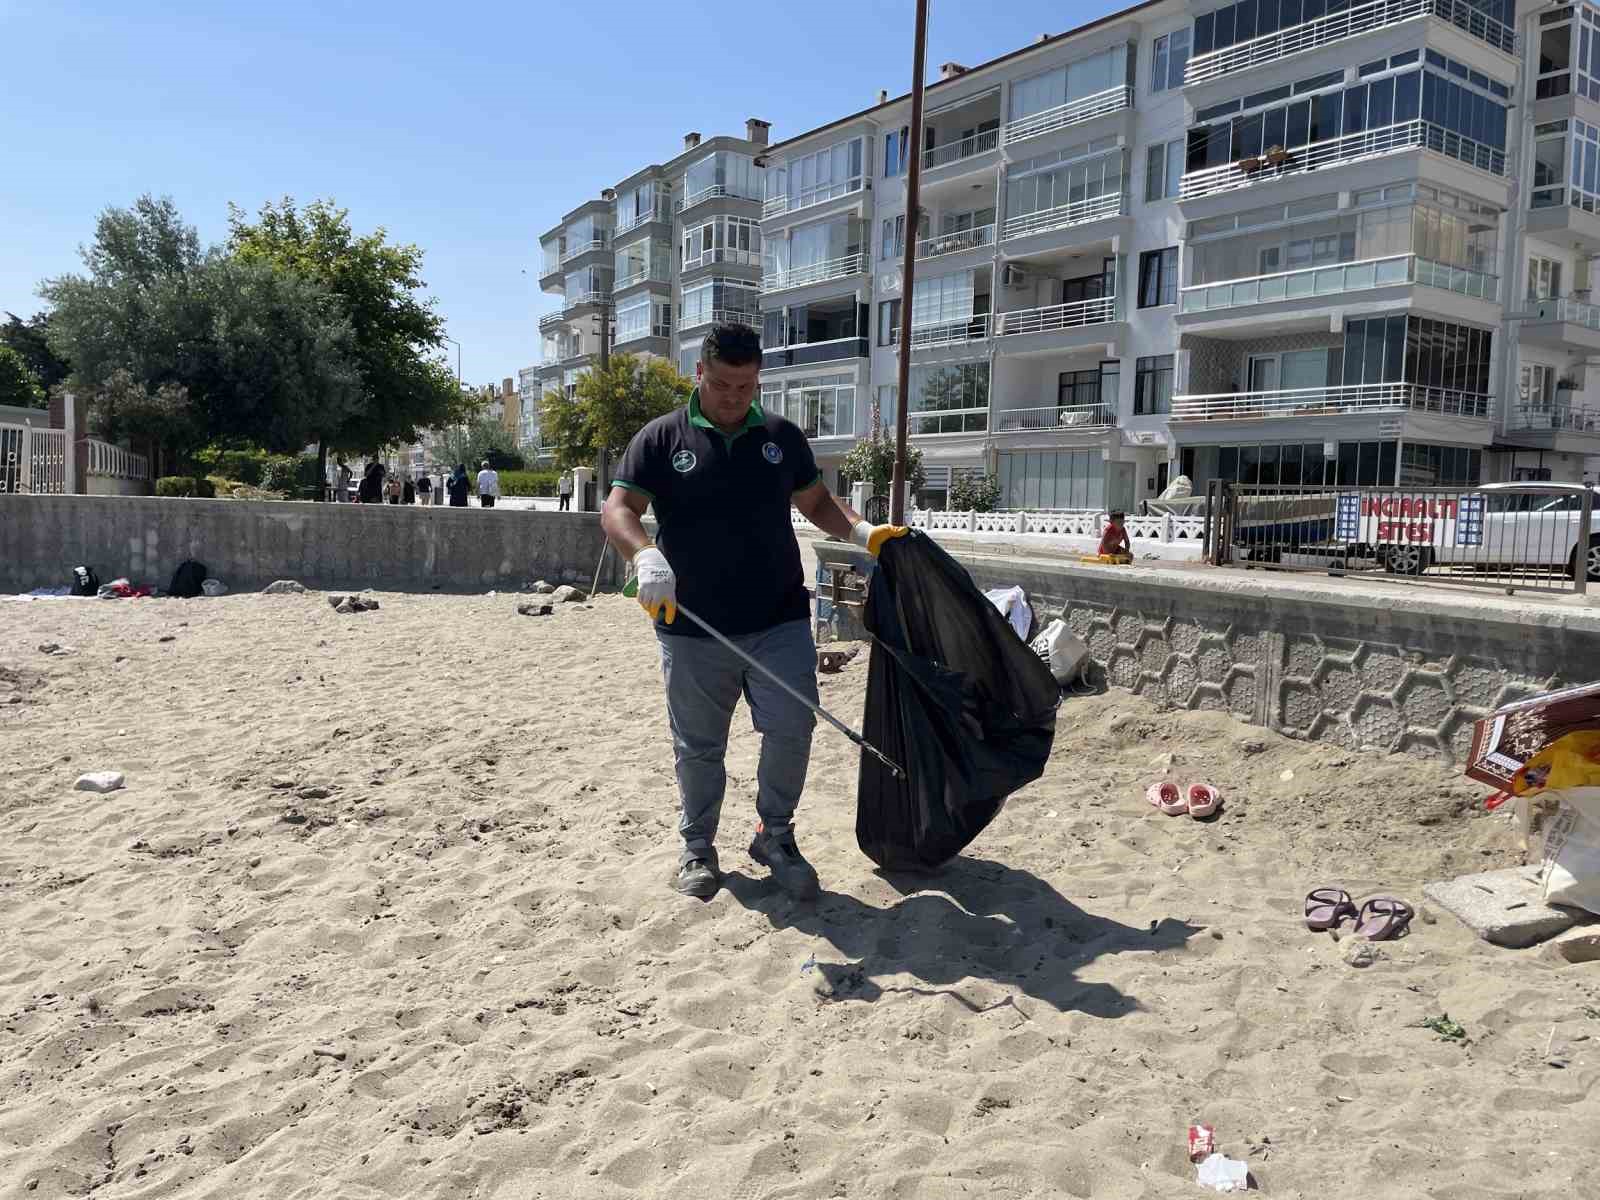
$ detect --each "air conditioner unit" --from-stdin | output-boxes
[1002,264,1029,289]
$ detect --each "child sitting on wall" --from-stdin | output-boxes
[1096,510,1132,563]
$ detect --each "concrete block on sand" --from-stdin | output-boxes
[1542,921,1600,964]
[75,771,125,793]
[262,579,307,595]
[1423,867,1582,948]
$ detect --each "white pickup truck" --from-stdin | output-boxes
[1382,482,1600,581]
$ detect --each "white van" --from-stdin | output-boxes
[1382,483,1599,580]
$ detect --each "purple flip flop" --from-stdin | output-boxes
[1304,887,1358,931]
[1353,897,1414,941]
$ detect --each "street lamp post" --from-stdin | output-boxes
[440,334,462,386]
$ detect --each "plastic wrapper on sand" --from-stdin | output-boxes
[855,531,1060,871]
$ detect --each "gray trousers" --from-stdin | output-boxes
[656,619,817,866]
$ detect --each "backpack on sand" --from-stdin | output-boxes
[169,560,207,598]
[70,566,100,597]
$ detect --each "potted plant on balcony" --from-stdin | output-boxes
[1265,144,1290,167]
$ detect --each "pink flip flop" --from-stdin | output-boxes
[1146,781,1188,815]
[1186,784,1221,818]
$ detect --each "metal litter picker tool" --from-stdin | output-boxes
[623,576,905,779]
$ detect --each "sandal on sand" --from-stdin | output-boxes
[1186,784,1221,818]
[1146,781,1188,815]
[1353,897,1414,941]
[1305,887,1358,931]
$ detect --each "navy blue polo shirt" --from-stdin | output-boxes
[614,390,821,638]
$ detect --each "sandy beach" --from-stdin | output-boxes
[2,588,1597,1199]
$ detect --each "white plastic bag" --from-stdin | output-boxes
[983,586,1033,641]
[1540,787,1600,917]
[1029,618,1088,685]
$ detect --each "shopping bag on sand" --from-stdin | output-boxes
[1030,618,1089,685]
[1541,787,1600,917]
[856,531,1060,871]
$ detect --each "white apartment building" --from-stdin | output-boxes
[534,120,771,456]
[755,0,1600,509]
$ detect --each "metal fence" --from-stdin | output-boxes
[1203,481,1596,595]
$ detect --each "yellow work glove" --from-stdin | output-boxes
[631,545,676,624]
[850,520,910,557]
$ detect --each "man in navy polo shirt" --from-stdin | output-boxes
[601,323,905,900]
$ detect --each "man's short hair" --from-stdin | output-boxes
[1109,510,1126,520]
[702,322,761,369]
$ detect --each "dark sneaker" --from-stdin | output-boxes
[748,827,820,900]
[673,857,720,898]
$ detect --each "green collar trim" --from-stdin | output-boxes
[688,388,765,441]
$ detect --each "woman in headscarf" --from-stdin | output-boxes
[447,463,470,507]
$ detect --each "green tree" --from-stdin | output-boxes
[0,345,44,408]
[840,434,926,496]
[40,196,360,468]
[949,472,1001,513]
[543,354,690,469]
[431,411,521,473]
[227,198,472,470]
[1,312,70,398]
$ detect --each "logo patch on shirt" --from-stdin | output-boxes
[671,449,697,474]
[762,442,784,465]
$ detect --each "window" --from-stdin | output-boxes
[1057,361,1120,416]
[906,362,990,434]
[1009,45,1131,123]
[878,299,901,346]
[997,449,1108,510]
[1138,247,1178,307]
[911,270,977,328]
[1152,28,1191,92]
[1528,256,1562,300]
[881,215,905,260]
[884,127,908,176]
[1135,354,1174,414]
[1520,363,1556,410]
[1145,139,1184,201]
[765,136,868,213]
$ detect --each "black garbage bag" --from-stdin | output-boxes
[856,531,1060,871]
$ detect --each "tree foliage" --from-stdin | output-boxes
[227,197,470,451]
[39,195,360,463]
[542,354,690,469]
[431,412,522,473]
[1,312,69,399]
[949,472,1000,513]
[840,433,925,496]
[0,345,44,408]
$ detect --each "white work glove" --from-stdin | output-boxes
[850,520,910,557]
[632,545,677,624]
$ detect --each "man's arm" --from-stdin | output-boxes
[793,479,909,556]
[600,485,654,561]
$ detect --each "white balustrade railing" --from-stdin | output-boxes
[924,129,1000,169]
[994,402,1118,431]
[917,224,995,260]
[87,438,149,480]
[0,422,68,494]
[615,267,671,290]
[563,290,613,312]
[615,202,673,234]
[1001,191,1124,241]
[791,503,1208,544]
[1180,121,1506,202]
[995,295,1119,335]
[677,184,760,212]
[1184,0,1514,87]
[1172,382,1494,421]
[762,178,867,220]
[1001,85,1134,146]
[760,252,868,294]
[908,313,990,349]
[1180,254,1498,313]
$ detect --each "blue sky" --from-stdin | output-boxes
[1,0,1122,386]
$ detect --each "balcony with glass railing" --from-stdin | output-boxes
[677,185,761,214]
[1180,254,1497,314]
[560,238,610,265]
[1001,192,1124,242]
[1180,121,1506,202]
[759,252,868,294]
[563,290,612,313]
[615,199,673,235]
[1517,295,1600,330]
[1171,382,1494,421]
[1184,0,1515,88]
[916,224,995,261]
[1000,86,1134,147]
[678,307,762,333]
[1507,400,1600,434]
[924,129,1000,172]
[907,407,989,435]
[994,402,1118,431]
[615,266,672,291]
[995,295,1120,335]
[762,177,867,220]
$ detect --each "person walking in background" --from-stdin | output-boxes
[558,470,573,511]
[447,463,470,507]
[402,475,416,505]
[358,459,384,503]
[336,457,352,502]
[385,473,402,504]
[415,470,431,506]
[477,460,499,509]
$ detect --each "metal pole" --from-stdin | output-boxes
[890,0,931,526]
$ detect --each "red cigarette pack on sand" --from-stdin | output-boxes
[1188,1124,1215,1163]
